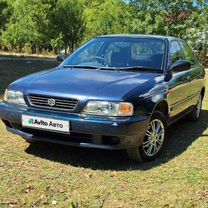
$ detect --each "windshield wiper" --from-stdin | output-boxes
[62,65,161,72]
[63,65,116,71]
[116,66,162,72]
[63,65,98,69]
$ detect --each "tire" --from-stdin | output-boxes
[126,111,167,162]
[188,94,202,122]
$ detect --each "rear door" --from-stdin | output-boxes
[168,40,191,117]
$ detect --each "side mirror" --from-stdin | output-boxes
[170,60,191,73]
[164,71,172,82]
[57,54,67,63]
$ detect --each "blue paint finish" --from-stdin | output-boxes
[0,102,149,137]
[10,68,159,100]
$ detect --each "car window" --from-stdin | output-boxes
[64,37,166,70]
[102,40,165,69]
[103,42,131,66]
[71,41,104,64]
[131,41,165,58]
[180,41,197,65]
[170,41,184,65]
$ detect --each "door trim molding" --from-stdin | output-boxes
[170,91,200,111]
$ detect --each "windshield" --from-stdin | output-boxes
[63,37,166,71]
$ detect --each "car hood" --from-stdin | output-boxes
[10,68,161,100]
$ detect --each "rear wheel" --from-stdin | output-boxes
[126,111,167,162]
[189,94,202,122]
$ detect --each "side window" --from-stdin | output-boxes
[180,41,197,65]
[170,41,184,65]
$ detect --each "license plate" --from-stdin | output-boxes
[22,115,70,133]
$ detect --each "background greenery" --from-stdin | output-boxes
[0,0,207,65]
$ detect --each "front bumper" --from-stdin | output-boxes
[0,102,150,149]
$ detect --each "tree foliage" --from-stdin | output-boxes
[0,0,207,64]
[0,0,12,46]
[1,0,85,53]
[128,0,208,64]
[1,0,51,52]
[50,0,85,53]
[83,0,131,41]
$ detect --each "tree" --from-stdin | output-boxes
[83,0,131,42]
[1,0,53,52]
[50,0,85,53]
[0,0,207,66]
[128,0,208,64]
[183,6,208,65]
[0,0,13,48]
[0,1,8,29]
[1,0,85,53]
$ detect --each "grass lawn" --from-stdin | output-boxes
[0,59,208,208]
[0,58,57,93]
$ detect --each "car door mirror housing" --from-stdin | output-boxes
[57,54,67,63]
[170,60,191,73]
[164,71,173,82]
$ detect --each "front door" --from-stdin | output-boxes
[168,40,191,117]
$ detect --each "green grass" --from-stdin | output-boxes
[0,59,57,93]
[0,59,208,208]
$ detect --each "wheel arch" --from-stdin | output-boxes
[152,100,169,119]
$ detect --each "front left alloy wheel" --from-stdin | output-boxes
[126,111,167,162]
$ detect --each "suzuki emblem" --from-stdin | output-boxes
[48,98,56,107]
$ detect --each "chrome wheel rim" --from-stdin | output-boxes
[196,95,202,118]
[143,119,165,157]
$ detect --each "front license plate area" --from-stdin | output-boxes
[22,115,70,133]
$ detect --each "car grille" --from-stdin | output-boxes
[27,95,79,112]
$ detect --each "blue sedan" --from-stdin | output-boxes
[0,35,206,162]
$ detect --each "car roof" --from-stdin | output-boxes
[97,34,181,41]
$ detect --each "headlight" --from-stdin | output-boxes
[3,89,26,106]
[83,101,133,116]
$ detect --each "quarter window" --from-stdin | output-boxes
[170,41,184,65]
